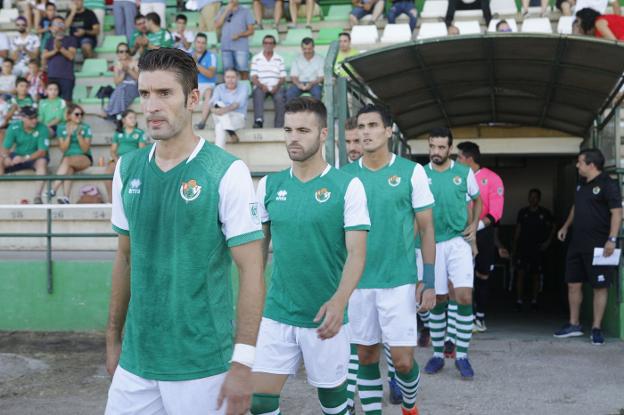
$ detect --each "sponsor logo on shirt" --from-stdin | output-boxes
[388,175,401,187]
[453,175,462,185]
[497,187,503,196]
[593,186,601,195]
[481,178,488,185]
[33,130,39,137]
[315,188,331,203]
[129,179,141,194]
[180,179,202,202]
[597,274,605,282]
[249,202,260,224]
[276,189,287,201]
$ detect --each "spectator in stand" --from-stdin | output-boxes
[253,0,283,30]
[145,12,174,50]
[250,34,285,128]
[520,0,549,18]
[0,106,49,204]
[42,16,77,102]
[0,59,17,96]
[104,109,146,201]
[387,0,418,33]
[574,8,624,40]
[10,16,40,77]
[84,0,105,46]
[209,68,248,147]
[192,33,218,130]
[334,32,358,78]
[50,103,92,204]
[140,0,166,28]
[130,14,150,56]
[37,2,57,53]
[22,0,48,32]
[558,0,620,17]
[26,60,46,101]
[38,81,66,137]
[103,42,139,120]
[172,14,195,52]
[114,0,137,42]
[215,0,255,80]
[197,0,222,32]
[287,37,323,102]
[349,0,384,27]
[65,0,100,59]
[289,0,315,28]
[445,0,491,27]
[0,31,8,66]
[4,78,35,126]
[496,20,513,32]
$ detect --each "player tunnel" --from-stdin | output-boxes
[339,34,624,337]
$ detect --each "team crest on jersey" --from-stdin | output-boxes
[497,187,504,196]
[388,175,401,187]
[33,130,39,137]
[129,179,141,194]
[593,186,601,195]
[180,179,202,202]
[481,178,488,185]
[276,190,287,201]
[133,133,139,140]
[315,188,331,203]
[453,176,462,185]
[249,202,260,224]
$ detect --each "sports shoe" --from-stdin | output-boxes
[590,328,605,345]
[473,318,487,333]
[253,119,263,128]
[443,340,456,359]
[455,358,474,380]
[401,406,419,415]
[388,377,402,405]
[418,327,431,348]
[424,356,444,374]
[57,196,70,204]
[553,323,583,338]
[46,189,56,202]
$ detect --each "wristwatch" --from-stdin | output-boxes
[608,236,617,243]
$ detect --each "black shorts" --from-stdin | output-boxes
[4,152,49,173]
[475,226,496,276]
[515,253,542,274]
[565,251,615,288]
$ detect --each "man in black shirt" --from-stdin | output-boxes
[65,0,100,58]
[555,149,622,345]
[512,188,554,311]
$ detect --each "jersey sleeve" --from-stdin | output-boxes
[488,173,505,222]
[138,130,147,143]
[82,124,93,139]
[37,126,49,151]
[112,132,120,145]
[111,157,129,235]
[218,160,264,247]
[344,177,371,231]
[2,125,15,149]
[411,163,435,211]
[605,177,623,209]
[466,169,480,200]
[256,175,270,224]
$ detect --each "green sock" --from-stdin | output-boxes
[456,303,474,359]
[347,344,358,409]
[250,393,281,415]
[446,300,458,344]
[357,362,383,414]
[383,343,396,381]
[318,383,348,415]
[395,360,420,409]
[430,301,448,358]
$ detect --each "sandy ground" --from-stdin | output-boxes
[1,312,624,415]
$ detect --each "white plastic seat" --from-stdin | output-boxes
[417,22,448,39]
[454,20,482,34]
[350,25,379,45]
[421,0,448,18]
[557,15,575,34]
[380,23,413,43]
[491,0,518,15]
[521,17,553,33]
[0,8,18,23]
[488,18,519,32]
[574,0,608,13]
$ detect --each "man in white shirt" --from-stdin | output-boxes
[286,37,323,102]
[10,16,40,76]
[250,34,285,128]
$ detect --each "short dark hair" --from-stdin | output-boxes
[579,148,605,171]
[135,14,145,22]
[195,32,207,41]
[47,80,60,90]
[52,15,64,22]
[575,8,601,33]
[285,97,328,129]
[356,103,392,128]
[175,14,187,22]
[45,2,56,8]
[3,58,14,66]
[263,34,276,44]
[117,109,136,133]
[429,127,453,146]
[224,67,239,77]
[528,188,542,198]
[301,37,314,46]
[145,12,161,26]
[345,116,358,130]
[66,102,84,116]
[339,32,351,40]
[496,20,508,30]
[116,41,129,52]
[16,77,29,86]
[457,141,481,164]
[138,48,198,101]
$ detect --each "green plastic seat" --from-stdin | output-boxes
[324,4,351,21]
[250,29,279,47]
[205,31,218,47]
[95,35,127,53]
[280,50,297,72]
[104,14,115,32]
[75,59,110,78]
[72,84,89,103]
[316,27,343,45]
[282,28,312,46]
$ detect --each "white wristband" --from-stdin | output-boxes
[477,220,485,231]
[231,343,256,368]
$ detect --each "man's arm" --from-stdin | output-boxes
[464,196,482,242]
[197,63,216,79]
[261,223,271,266]
[558,205,574,241]
[604,207,623,256]
[59,45,76,61]
[416,208,436,311]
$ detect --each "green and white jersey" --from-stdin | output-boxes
[425,161,480,243]
[57,122,92,157]
[111,138,264,381]
[257,165,370,328]
[113,127,146,157]
[38,97,66,125]
[342,154,434,288]
[2,121,49,156]
[147,29,174,48]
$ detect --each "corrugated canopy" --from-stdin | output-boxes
[344,34,624,138]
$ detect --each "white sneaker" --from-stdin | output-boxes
[473,318,487,333]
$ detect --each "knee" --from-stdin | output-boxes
[392,354,414,373]
[357,345,379,365]
[455,291,472,305]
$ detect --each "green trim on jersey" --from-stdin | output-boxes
[112,224,128,236]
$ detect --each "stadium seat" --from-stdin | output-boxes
[324,4,351,21]
[282,28,313,46]
[380,24,412,43]
[521,17,552,33]
[417,22,447,39]
[251,29,279,47]
[205,31,218,47]
[75,59,111,78]
[557,16,574,34]
[315,27,343,45]
[491,0,518,15]
[0,8,18,24]
[351,25,379,45]
[280,50,297,72]
[421,0,448,18]
[455,20,482,35]
[488,18,519,32]
[95,35,127,53]
[104,14,115,31]
[73,84,89,104]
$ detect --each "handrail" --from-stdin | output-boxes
[323,40,340,166]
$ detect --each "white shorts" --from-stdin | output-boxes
[348,284,418,347]
[105,366,226,415]
[252,317,349,388]
[416,237,474,295]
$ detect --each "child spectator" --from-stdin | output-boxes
[26,60,47,100]
[0,59,17,96]
[38,81,65,137]
[37,2,57,53]
[172,14,195,53]
[4,78,35,127]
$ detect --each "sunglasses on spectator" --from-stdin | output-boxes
[73,112,84,117]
